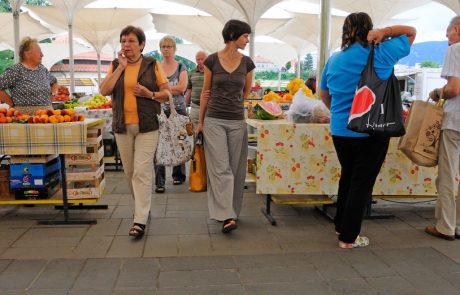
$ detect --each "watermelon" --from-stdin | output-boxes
[253,101,283,120]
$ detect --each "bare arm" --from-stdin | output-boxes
[243,70,253,99]
[429,76,460,101]
[197,66,212,132]
[184,89,191,106]
[133,82,171,103]
[0,90,13,106]
[320,89,331,109]
[367,25,417,45]
[170,70,188,96]
[100,51,127,96]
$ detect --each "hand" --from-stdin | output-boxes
[429,88,441,101]
[133,83,151,98]
[367,29,386,45]
[197,122,203,133]
[117,50,127,69]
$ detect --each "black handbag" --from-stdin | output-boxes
[347,45,405,137]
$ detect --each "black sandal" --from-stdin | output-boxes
[155,187,165,193]
[129,223,145,239]
[222,219,237,234]
[173,179,183,185]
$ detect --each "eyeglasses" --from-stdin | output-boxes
[161,45,174,49]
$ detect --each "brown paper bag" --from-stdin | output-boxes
[398,99,443,167]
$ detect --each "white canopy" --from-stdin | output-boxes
[151,13,291,53]
[435,0,460,13]
[0,12,53,48]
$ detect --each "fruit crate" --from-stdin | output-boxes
[87,126,103,145]
[66,159,104,181]
[9,157,61,189]
[65,145,104,165]
[67,172,105,199]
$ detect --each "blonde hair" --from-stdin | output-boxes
[19,37,38,62]
[159,35,177,50]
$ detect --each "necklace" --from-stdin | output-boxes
[127,55,142,64]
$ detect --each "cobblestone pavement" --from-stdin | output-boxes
[0,171,459,294]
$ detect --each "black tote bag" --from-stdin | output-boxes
[347,45,405,137]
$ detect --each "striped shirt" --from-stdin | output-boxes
[187,68,205,106]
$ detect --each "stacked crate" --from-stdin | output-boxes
[9,154,61,199]
[65,126,105,199]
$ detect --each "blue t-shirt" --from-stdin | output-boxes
[320,35,410,137]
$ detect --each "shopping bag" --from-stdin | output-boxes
[155,92,193,166]
[189,132,207,192]
[398,98,443,167]
[347,45,405,137]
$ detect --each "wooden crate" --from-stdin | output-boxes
[67,172,105,199]
[66,160,104,181]
[10,154,59,164]
[65,146,104,165]
[87,126,103,145]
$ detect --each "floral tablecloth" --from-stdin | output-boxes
[247,119,442,196]
[75,109,112,132]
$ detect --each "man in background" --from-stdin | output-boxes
[185,51,207,130]
[425,16,460,241]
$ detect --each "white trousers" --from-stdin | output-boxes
[115,125,158,225]
[435,129,460,235]
[203,117,248,221]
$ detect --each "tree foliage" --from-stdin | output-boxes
[419,60,440,68]
[0,0,49,12]
[0,49,14,74]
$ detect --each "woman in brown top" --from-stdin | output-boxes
[197,19,255,233]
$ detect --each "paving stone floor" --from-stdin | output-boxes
[0,171,459,294]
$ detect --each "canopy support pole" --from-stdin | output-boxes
[68,23,75,95]
[318,0,331,84]
[13,10,20,63]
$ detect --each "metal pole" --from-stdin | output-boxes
[317,0,331,84]
[13,10,20,63]
[296,53,301,78]
[96,50,101,90]
[68,23,75,95]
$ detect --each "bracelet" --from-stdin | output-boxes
[151,92,155,101]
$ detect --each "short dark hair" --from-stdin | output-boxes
[120,25,146,51]
[341,12,373,50]
[222,19,252,43]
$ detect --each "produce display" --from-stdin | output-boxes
[0,107,84,124]
[262,91,292,103]
[253,101,283,120]
[286,78,314,98]
[52,86,71,102]
[81,94,111,109]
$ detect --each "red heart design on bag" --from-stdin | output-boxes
[349,86,376,122]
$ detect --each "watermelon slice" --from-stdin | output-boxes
[254,101,283,120]
[348,86,376,122]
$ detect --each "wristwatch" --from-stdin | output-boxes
[151,92,155,100]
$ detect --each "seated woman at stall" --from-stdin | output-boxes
[0,37,53,115]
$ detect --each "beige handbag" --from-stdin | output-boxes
[398,98,443,167]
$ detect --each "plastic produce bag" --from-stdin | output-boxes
[285,89,330,123]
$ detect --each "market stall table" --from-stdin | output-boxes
[0,118,106,225]
[246,119,440,224]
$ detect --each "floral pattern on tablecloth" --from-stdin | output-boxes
[247,119,442,196]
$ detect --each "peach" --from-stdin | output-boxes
[48,115,58,124]
[63,115,71,122]
[78,114,85,121]
[7,109,14,117]
[32,116,40,124]
[53,110,61,116]
[6,117,12,123]
[46,109,55,116]
[39,115,49,123]
[56,115,64,123]
[27,116,34,123]
[0,117,7,123]
[13,110,22,116]
[0,108,7,114]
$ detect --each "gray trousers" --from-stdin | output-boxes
[203,117,248,221]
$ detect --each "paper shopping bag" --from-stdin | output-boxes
[398,99,443,167]
[189,132,207,192]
